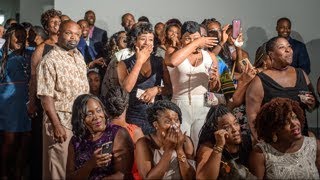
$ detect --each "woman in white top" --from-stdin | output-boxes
[165,21,220,148]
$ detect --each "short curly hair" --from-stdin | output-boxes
[127,22,154,51]
[146,100,182,126]
[40,9,62,30]
[255,97,305,143]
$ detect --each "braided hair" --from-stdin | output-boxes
[103,86,129,118]
[197,105,231,150]
[146,100,182,126]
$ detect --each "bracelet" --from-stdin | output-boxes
[213,145,224,154]
[234,40,244,48]
[217,43,223,48]
[178,154,186,163]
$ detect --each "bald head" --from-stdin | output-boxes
[84,10,96,26]
[59,20,80,32]
[58,20,81,51]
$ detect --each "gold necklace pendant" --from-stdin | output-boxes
[221,160,231,173]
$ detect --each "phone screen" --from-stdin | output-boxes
[242,60,247,66]
[208,30,220,43]
[232,19,241,39]
[101,141,113,154]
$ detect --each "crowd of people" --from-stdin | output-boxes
[0,8,320,180]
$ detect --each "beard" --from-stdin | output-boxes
[62,40,79,51]
[88,19,95,26]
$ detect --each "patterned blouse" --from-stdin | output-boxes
[257,136,319,179]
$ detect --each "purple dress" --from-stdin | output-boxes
[70,124,122,180]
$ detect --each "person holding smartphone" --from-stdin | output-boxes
[201,18,229,57]
[217,20,250,75]
[66,94,134,179]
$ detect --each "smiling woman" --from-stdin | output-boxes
[0,23,30,179]
[249,97,320,179]
[117,22,171,134]
[66,94,134,180]
[246,36,318,143]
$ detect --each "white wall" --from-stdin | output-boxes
[0,0,19,25]
[55,0,320,128]
[20,0,53,26]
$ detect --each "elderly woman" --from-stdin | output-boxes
[117,22,171,134]
[0,24,30,179]
[246,36,318,143]
[249,97,320,179]
[66,94,134,179]
[196,105,254,179]
[135,100,195,179]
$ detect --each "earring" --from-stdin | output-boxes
[272,134,278,143]
[263,62,267,69]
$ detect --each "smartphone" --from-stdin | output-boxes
[241,58,253,69]
[208,30,220,42]
[101,141,113,154]
[232,19,241,39]
[241,59,247,66]
[136,88,145,99]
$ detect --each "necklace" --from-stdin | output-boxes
[220,147,240,174]
[224,146,240,160]
[271,65,289,71]
[188,54,202,105]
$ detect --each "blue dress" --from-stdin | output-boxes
[0,51,31,132]
[123,54,163,134]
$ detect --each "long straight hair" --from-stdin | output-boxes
[0,24,26,80]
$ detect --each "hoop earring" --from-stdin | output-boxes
[272,134,278,143]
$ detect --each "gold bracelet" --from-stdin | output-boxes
[213,145,224,153]
[178,154,186,163]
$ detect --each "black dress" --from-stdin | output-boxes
[257,68,310,135]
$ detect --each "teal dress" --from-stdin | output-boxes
[0,51,31,132]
